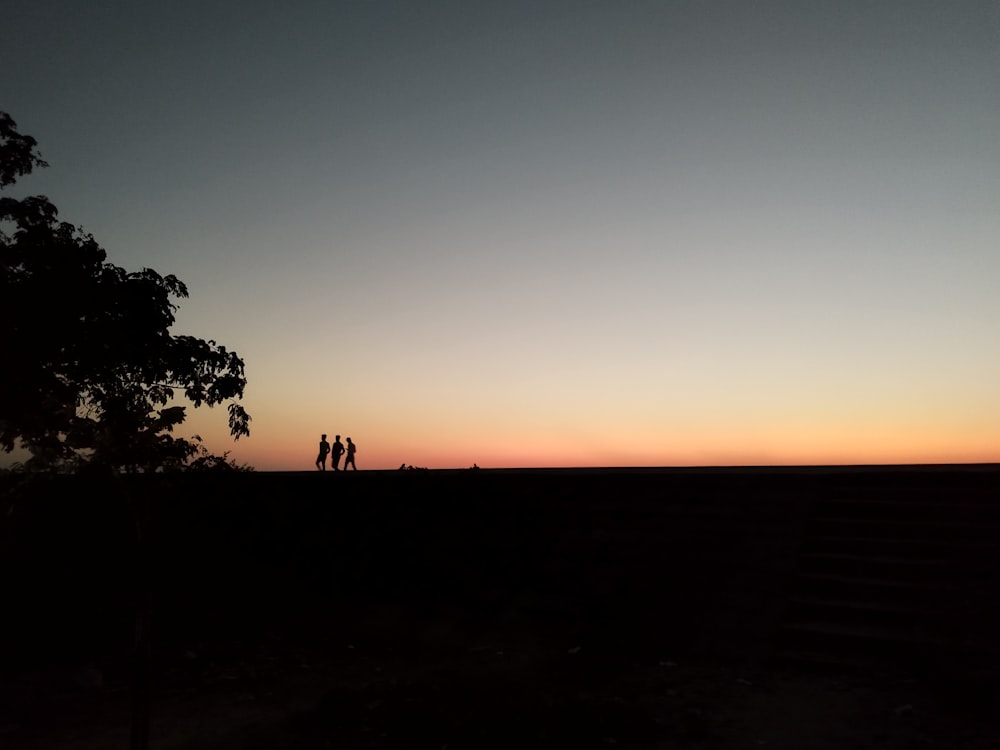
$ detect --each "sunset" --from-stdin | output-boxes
[4,1,998,471]
[5,3,1000,746]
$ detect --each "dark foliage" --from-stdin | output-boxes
[0,113,251,472]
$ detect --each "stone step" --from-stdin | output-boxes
[777,621,943,667]
[779,620,941,644]
[802,535,976,559]
[810,517,996,542]
[790,573,947,606]
[797,553,952,582]
[784,597,925,630]
[811,500,1000,523]
[770,647,896,675]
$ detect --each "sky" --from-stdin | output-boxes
[3,1,999,470]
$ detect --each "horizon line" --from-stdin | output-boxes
[267,462,1000,474]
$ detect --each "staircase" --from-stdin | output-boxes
[775,486,1000,676]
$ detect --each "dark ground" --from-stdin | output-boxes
[2,466,999,748]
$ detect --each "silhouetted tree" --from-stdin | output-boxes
[0,112,251,472]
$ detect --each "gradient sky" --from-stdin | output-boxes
[4,1,999,470]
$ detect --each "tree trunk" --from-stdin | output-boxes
[127,481,151,750]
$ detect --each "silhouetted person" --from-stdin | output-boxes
[344,437,357,470]
[331,435,345,471]
[316,434,331,471]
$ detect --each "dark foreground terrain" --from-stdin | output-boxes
[2,466,999,748]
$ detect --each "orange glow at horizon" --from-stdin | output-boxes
[191,410,1000,472]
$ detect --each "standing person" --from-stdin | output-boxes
[344,437,357,470]
[316,434,331,471]
[331,435,345,471]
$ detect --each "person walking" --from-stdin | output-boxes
[331,435,345,471]
[316,434,331,471]
[344,437,357,470]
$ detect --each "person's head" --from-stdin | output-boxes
[335,435,340,440]
[347,437,352,443]
[321,434,327,440]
